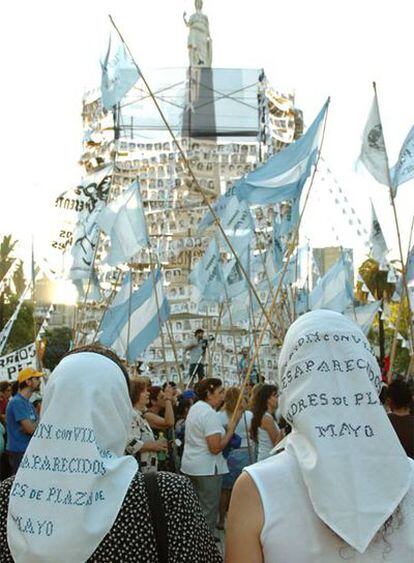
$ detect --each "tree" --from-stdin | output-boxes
[0,235,18,331]
[43,327,72,370]
[357,258,410,374]
[0,296,35,354]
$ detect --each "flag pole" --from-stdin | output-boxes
[388,215,414,381]
[372,82,414,367]
[108,15,279,338]
[126,268,133,363]
[228,99,331,426]
[207,302,225,377]
[147,248,170,381]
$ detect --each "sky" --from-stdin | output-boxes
[1,0,413,275]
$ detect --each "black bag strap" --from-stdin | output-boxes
[143,472,168,563]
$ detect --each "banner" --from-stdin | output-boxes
[0,342,37,381]
[50,165,112,255]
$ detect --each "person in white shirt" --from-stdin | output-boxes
[226,310,414,562]
[250,384,284,462]
[181,378,241,536]
[185,329,207,382]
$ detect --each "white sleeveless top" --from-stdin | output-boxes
[257,412,279,462]
[245,451,414,563]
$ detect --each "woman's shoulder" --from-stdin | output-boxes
[0,476,14,504]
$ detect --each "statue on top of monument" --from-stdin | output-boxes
[183,0,212,67]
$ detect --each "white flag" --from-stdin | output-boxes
[97,180,149,266]
[369,203,388,263]
[359,96,389,186]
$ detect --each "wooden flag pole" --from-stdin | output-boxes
[388,215,414,381]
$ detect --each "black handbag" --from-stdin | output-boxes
[143,473,168,563]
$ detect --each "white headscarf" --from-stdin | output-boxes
[8,352,138,563]
[278,310,411,554]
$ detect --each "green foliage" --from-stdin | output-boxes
[2,297,35,353]
[43,327,72,370]
[357,258,411,374]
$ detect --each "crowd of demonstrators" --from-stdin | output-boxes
[226,310,414,562]
[0,345,221,562]
[250,383,284,462]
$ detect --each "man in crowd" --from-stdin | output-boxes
[185,328,207,382]
[238,347,259,385]
[6,367,43,474]
[388,379,414,459]
[0,381,12,426]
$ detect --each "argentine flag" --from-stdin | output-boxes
[101,31,140,110]
[235,100,329,204]
[99,269,169,363]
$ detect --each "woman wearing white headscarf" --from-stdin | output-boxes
[226,311,414,562]
[0,346,221,562]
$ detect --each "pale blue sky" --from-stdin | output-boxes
[1,0,413,271]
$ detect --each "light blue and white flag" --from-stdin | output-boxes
[97,180,149,266]
[197,188,236,234]
[369,202,388,263]
[278,198,300,238]
[391,126,414,192]
[235,100,328,204]
[99,269,170,363]
[189,238,224,302]
[101,32,140,110]
[223,249,249,299]
[309,256,354,313]
[219,196,254,254]
[345,300,381,336]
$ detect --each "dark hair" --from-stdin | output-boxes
[388,380,412,409]
[11,381,19,396]
[149,385,162,406]
[0,381,11,393]
[196,378,222,401]
[250,384,278,442]
[162,381,176,390]
[194,329,204,337]
[63,344,130,390]
[175,397,192,420]
[129,378,148,406]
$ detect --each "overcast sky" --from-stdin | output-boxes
[1,0,413,270]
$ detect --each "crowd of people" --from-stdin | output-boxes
[0,312,413,561]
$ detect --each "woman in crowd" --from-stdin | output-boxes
[145,385,176,471]
[0,345,222,563]
[217,386,253,530]
[181,378,242,537]
[126,378,168,473]
[388,380,414,459]
[250,384,284,462]
[145,385,175,431]
[226,310,414,562]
